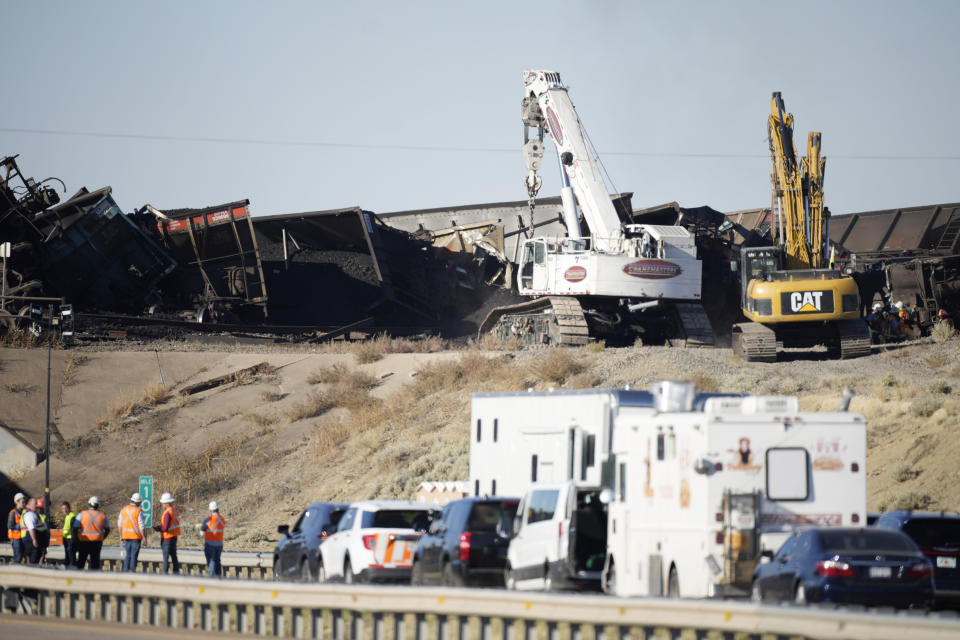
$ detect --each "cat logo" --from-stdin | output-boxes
[781,290,834,315]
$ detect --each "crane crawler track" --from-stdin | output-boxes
[478,296,589,346]
[837,319,872,359]
[731,323,778,362]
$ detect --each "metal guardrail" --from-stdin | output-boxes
[0,545,273,579]
[1,565,959,640]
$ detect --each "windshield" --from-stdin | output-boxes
[361,509,432,530]
[467,501,519,533]
[903,520,960,550]
[819,530,917,554]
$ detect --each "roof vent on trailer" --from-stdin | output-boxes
[651,381,696,412]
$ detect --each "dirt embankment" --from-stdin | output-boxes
[2,336,959,550]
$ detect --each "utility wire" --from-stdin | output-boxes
[2,126,959,161]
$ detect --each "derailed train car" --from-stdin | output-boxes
[830,203,960,327]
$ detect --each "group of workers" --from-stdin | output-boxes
[865,301,954,344]
[7,491,226,577]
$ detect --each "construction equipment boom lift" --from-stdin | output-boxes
[731,92,870,361]
[479,70,713,346]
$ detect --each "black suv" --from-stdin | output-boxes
[874,510,960,606]
[274,502,348,581]
[411,497,519,587]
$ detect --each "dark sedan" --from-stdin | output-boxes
[274,502,348,582]
[874,510,960,607]
[411,497,519,587]
[751,527,933,608]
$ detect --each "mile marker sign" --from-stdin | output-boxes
[139,475,153,527]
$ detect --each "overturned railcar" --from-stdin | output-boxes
[150,200,268,322]
[830,203,960,326]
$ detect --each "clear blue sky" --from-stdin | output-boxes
[4,1,958,217]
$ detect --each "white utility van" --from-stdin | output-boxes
[505,481,607,590]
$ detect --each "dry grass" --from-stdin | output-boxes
[910,396,943,418]
[141,382,169,406]
[471,332,522,351]
[932,322,957,344]
[154,435,279,504]
[531,349,586,386]
[885,491,933,511]
[892,462,915,483]
[925,351,950,369]
[62,353,89,386]
[687,372,719,393]
[5,382,34,394]
[287,390,336,422]
[308,363,377,390]
[0,329,43,348]
[354,336,388,364]
[259,390,285,403]
[108,394,138,422]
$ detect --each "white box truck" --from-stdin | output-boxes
[604,381,867,598]
[468,382,866,597]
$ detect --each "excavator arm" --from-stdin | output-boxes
[768,92,812,270]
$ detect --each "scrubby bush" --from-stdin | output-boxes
[887,491,932,511]
[932,322,957,344]
[928,380,952,395]
[909,395,943,418]
[532,349,586,386]
[892,462,914,483]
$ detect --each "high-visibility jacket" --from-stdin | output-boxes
[62,512,77,541]
[161,506,180,540]
[35,512,48,533]
[119,505,144,540]
[78,509,107,542]
[203,513,225,542]
[7,508,22,540]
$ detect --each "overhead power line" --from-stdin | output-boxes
[2,126,959,161]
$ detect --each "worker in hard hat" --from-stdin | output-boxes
[200,501,226,577]
[118,493,146,572]
[7,492,26,565]
[72,496,110,570]
[20,497,48,565]
[60,501,78,568]
[153,492,181,574]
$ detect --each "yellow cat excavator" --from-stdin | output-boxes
[731,92,870,361]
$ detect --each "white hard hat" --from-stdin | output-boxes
[160,492,175,504]
[872,302,882,311]
[13,492,26,502]
[88,496,100,506]
[131,492,142,503]
[895,301,903,309]
[209,501,219,511]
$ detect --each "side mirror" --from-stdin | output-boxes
[277,525,290,536]
[730,260,738,272]
[317,528,329,539]
[760,549,774,564]
[496,514,514,539]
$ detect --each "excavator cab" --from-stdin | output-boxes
[739,247,783,306]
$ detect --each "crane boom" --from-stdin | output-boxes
[522,70,624,250]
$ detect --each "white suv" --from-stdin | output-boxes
[319,500,438,583]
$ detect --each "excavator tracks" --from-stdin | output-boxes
[731,323,778,362]
[478,296,589,346]
[836,319,872,359]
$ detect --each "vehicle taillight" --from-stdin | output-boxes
[558,521,563,539]
[906,562,933,580]
[458,532,471,563]
[362,534,377,551]
[815,560,854,578]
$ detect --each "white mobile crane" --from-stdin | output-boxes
[478,70,713,346]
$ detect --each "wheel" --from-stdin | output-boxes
[794,581,806,604]
[602,559,616,595]
[442,561,464,587]
[667,566,680,598]
[504,563,516,590]
[410,558,424,586]
[299,558,313,582]
[344,558,358,584]
[750,580,762,602]
[273,557,284,581]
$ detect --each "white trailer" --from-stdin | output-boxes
[469,389,658,498]
[604,382,867,598]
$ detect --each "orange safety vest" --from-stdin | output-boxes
[78,509,107,542]
[203,513,225,542]
[161,505,180,540]
[119,504,143,540]
[7,508,22,540]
